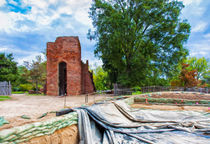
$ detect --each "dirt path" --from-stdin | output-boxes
[0,94,108,130]
[131,104,210,112]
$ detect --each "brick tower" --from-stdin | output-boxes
[46,36,95,96]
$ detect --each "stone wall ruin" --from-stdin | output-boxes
[46,36,95,96]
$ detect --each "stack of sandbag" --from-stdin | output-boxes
[0,112,77,144]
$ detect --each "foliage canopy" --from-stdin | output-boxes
[93,66,111,90]
[24,55,46,92]
[179,63,199,88]
[88,0,191,87]
[184,57,208,80]
[0,53,18,84]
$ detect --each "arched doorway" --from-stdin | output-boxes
[59,62,67,96]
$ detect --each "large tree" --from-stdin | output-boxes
[0,53,18,84]
[88,0,190,87]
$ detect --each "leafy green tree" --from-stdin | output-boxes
[185,57,208,80]
[202,60,210,86]
[93,66,111,90]
[203,70,210,86]
[24,55,46,92]
[11,66,29,91]
[0,53,18,84]
[88,0,190,87]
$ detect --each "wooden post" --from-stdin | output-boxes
[85,94,88,104]
[8,81,11,96]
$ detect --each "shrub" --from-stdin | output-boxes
[132,86,141,92]
[19,84,33,91]
[12,87,20,91]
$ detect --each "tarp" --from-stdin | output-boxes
[76,99,210,144]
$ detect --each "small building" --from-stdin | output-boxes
[46,36,95,96]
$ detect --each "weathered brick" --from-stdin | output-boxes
[46,36,95,96]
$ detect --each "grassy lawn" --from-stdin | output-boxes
[12,91,45,96]
[132,91,142,95]
[12,91,27,94]
[0,96,11,101]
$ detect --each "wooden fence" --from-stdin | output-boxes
[114,84,132,95]
[0,81,11,96]
[141,86,209,94]
[114,84,209,96]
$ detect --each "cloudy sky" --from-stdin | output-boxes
[0,0,209,67]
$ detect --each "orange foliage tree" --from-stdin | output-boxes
[171,63,200,87]
[179,63,200,87]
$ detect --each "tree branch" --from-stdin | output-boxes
[116,0,125,13]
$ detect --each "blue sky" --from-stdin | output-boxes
[0,0,209,67]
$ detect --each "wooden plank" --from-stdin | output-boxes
[0,81,11,96]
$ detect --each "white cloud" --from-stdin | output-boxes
[0,0,5,7]
[68,0,93,27]
[204,33,210,38]
[180,0,202,6]
[0,12,17,33]
[191,21,207,32]
[0,0,93,34]
[82,51,102,69]
[8,0,18,6]
[188,38,210,58]
[0,45,45,65]
[180,0,206,17]
[0,47,8,52]
[16,52,45,65]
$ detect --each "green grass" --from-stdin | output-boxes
[132,91,142,95]
[12,91,45,96]
[12,91,27,94]
[0,96,11,101]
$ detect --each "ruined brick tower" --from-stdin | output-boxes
[46,36,95,96]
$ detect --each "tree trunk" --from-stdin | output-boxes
[36,81,38,93]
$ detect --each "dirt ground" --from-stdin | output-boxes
[139,91,210,100]
[1,92,209,131]
[0,94,109,131]
[131,104,210,112]
[21,124,79,144]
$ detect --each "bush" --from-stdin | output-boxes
[12,87,20,91]
[132,86,141,92]
[132,86,142,95]
[19,84,33,91]
[132,91,142,95]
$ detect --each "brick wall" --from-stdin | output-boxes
[46,36,95,96]
[81,60,95,94]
